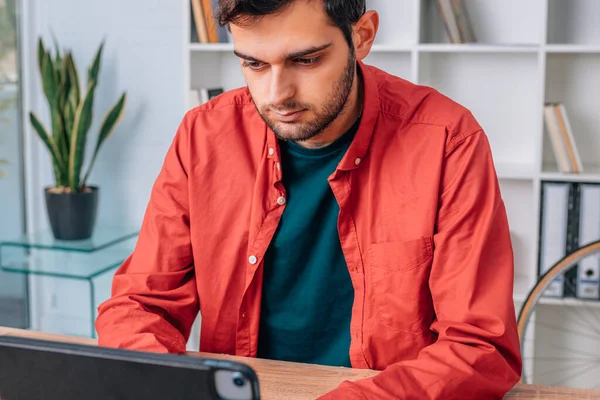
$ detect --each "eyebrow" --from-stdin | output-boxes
[233,43,333,63]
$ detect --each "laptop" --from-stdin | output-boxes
[0,335,260,400]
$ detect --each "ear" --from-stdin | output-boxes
[352,10,379,61]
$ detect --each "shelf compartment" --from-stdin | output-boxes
[547,0,600,45]
[367,0,417,46]
[420,0,545,45]
[418,52,540,169]
[543,53,600,175]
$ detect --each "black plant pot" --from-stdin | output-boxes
[45,186,99,241]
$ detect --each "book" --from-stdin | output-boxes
[191,0,209,43]
[451,0,477,43]
[435,0,477,44]
[202,0,219,43]
[544,104,572,173]
[556,103,583,173]
[543,103,583,174]
[435,0,461,43]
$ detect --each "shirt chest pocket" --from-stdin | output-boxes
[368,237,434,333]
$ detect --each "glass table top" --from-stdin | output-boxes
[0,237,137,279]
[0,226,139,253]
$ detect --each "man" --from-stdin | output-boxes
[96,0,522,398]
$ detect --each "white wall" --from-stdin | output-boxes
[21,0,186,336]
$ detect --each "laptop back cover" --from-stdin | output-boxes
[0,335,259,400]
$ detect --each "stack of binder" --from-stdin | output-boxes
[538,181,600,300]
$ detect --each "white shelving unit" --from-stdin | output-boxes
[183,0,600,387]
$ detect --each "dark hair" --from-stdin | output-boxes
[217,0,366,48]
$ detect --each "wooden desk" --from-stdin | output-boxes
[1,327,600,399]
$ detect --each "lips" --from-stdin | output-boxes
[273,109,305,122]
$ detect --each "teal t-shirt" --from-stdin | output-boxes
[257,118,360,367]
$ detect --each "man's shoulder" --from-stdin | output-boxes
[367,65,483,144]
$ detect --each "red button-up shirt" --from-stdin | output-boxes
[96,61,522,399]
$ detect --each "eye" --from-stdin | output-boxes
[242,60,266,70]
[294,56,320,66]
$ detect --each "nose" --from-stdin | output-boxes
[267,67,295,107]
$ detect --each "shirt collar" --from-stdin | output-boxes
[265,60,380,170]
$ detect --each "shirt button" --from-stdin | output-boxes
[268,147,275,156]
[355,158,361,165]
[248,255,257,265]
[277,196,286,206]
[276,162,281,170]
[241,312,247,318]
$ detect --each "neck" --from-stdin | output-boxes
[295,69,364,149]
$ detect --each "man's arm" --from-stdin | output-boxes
[320,129,522,399]
[95,112,199,354]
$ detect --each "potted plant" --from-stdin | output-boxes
[29,37,126,240]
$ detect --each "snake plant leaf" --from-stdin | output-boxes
[51,31,61,64]
[29,112,66,186]
[64,99,75,148]
[55,52,65,91]
[87,40,104,89]
[57,56,70,110]
[29,112,63,168]
[54,107,68,164]
[37,38,45,79]
[41,51,57,109]
[51,33,66,96]
[66,53,80,107]
[69,80,97,190]
[57,56,74,146]
[41,50,69,164]
[82,92,127,187]
[65,53,80,148]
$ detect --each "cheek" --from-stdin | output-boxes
[243,73,268,105]
[297,65,342,102]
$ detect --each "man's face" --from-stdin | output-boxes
[230,0,356,142]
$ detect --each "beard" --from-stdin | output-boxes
[255,49,356,142]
